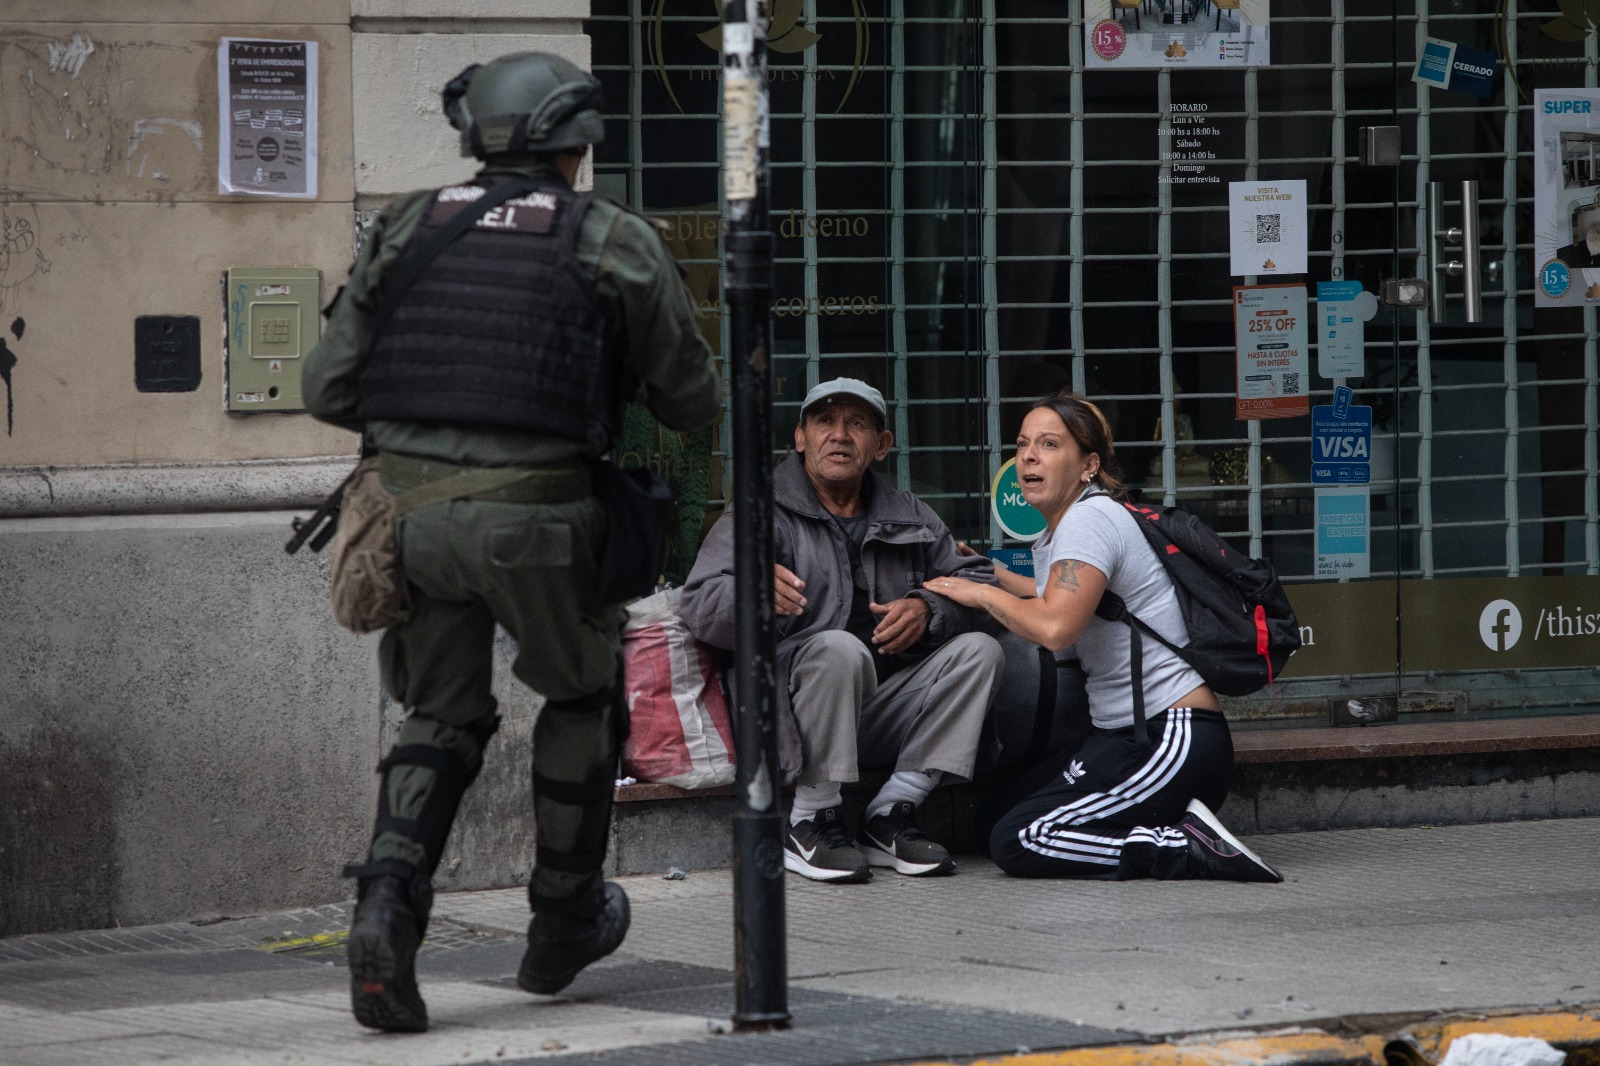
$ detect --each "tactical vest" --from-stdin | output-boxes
[357,178,616,447]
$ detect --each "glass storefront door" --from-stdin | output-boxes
[588,1,1600,727]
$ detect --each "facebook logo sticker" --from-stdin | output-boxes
[1478,599,1523,652]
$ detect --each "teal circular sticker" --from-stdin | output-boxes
[1540,259,1571,300]
[990,457,1047,542]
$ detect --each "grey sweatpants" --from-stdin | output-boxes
[788,629,1004,786]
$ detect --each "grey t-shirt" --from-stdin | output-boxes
[1031,493,1204,730]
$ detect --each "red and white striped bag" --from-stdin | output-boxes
[620,587,736,789]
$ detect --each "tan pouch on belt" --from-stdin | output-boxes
[329,456,411,634]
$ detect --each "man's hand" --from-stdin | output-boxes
[869,597,931,654]
[774,563,807,616]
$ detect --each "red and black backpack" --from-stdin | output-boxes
[1094,500,1302,742]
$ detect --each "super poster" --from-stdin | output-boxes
[1533,89,1600,306]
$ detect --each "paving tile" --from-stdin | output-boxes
[1,819,1597,1063]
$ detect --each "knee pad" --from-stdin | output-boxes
[373,744,475,877]
[530,686,624,909]
[530,754,617,884]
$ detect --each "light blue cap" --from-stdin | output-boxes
[800,377,886,422]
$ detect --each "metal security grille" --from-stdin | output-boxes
[589,1,1600,711]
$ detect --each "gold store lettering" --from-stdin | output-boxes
[696,295,882,319]
[652,210,872,242]
[779,210,871,239]
[655,213,724,242]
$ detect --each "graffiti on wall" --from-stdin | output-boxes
[0,202,51,438]
[0,318,23,437]
[1,204,50,304]
[9,31,199,188]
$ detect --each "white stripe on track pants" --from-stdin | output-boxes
[988,708,1233,880]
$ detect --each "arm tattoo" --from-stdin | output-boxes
[984,601,1013,628]
[1050,559,1087,593]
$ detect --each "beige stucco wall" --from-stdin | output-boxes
[0,8,357,466]
[352,33,588,197]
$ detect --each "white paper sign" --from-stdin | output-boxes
[1315,485,1371,579]
[1315,281,1378,380]
[218,38,317,198]
[1532,89,1600,307]
[1229,179,1306,276]
[723,75,759,202]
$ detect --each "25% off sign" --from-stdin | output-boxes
[1232,283,1310,419]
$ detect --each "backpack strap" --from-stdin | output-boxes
[1097,591,1189,660]
[1129,625,1147,745]
[1025,645,1059,759]
[1095,589,1183,746]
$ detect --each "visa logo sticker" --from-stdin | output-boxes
[1310,404,1372,485]
[1316,436,1370,460]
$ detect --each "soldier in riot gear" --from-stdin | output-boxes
[302,52,720,1033]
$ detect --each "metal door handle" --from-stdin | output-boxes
[1428,180,1483,324]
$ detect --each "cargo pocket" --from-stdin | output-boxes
[378,626,409,706]
[489,521,573,570]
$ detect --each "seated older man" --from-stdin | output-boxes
[679,378,1003,882]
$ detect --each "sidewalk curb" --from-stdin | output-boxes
[926,1007,1600,1066]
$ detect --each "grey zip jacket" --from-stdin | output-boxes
[678,452,999,785]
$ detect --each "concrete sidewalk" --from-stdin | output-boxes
[2,817,1597,1066]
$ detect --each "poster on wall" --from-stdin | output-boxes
[217,38,318,198]
[1233,283,1309,419]
[1084,0,1270,70]
[1228,179,1306,275]
[1314,485,1370,580]
[1314,280,1377,380]
[1533,89,1600,307]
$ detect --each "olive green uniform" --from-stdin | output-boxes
[304,161,721,910]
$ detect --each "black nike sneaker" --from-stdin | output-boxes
[1179,798,1283,883]
[858,800,956,876]
[784,805,871,883]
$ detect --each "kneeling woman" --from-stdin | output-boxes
[926,392,1280,883]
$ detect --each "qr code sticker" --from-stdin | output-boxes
[1255,213,1281,244]
[1282,372,1301,394]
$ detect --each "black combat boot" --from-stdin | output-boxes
[345,860,434,1032]
[517,881,631,995]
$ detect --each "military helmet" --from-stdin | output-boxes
[441,52,606,159]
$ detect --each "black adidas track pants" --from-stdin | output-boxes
[988,708,1233,879]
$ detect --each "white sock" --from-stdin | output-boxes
[868,769,941,820]
[790,782,843,825]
